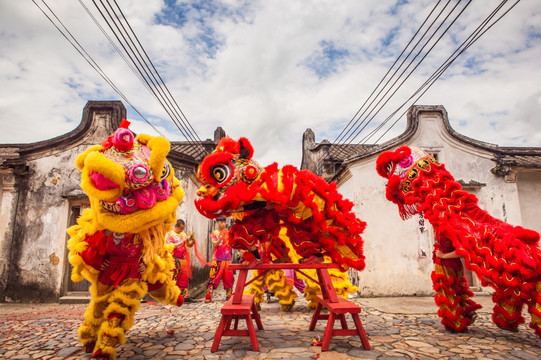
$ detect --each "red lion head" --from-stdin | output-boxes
[376,145,436,219]
[195,137,264,218]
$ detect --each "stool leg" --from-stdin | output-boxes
[245,314,260,351]
[223,314,233,333]
[339,314,348,329]
[211,315,229,352]
[321,312,336,351]
[251,302,264,330]
[309,302,323,331]
[234,316,240,330]
[352,313,371,350]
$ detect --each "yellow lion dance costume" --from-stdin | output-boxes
[67,120,184,359]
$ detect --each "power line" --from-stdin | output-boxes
[332,0,446,147]
[111,0,203,147]
[349,0,472,146]
[330,0,519,165]
[88,0,208,158]
[32,0,165,137]
[331,0,469,160]
[366,0,520,146]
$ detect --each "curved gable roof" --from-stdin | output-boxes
[344,105,541,168]
[0,101,125,167]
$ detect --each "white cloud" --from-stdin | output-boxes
[0,0,540,168]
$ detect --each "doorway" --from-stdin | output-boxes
[63,201,91,295]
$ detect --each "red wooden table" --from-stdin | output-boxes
[230,263,340,304]
[214,263,371,351]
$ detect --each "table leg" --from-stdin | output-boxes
[251,302,264,330]
[316,268,338,303]
[245,313,260,351]
[233,269,249,304]
[339,314,348,329]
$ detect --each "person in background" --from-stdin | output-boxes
[166,219,196,303]
[205,216,234,303]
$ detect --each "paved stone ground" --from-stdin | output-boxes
[1,287,540,359]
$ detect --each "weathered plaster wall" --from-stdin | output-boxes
[0,171,19,300]
[0,101,216,302]
[6,151,81,301]
[0,102,125,302]
[3,109,120,302]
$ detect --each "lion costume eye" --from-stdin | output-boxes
[385,162,394,176]
[212,164,232,184]
[161,161,171,180]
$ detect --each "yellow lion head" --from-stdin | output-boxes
[75,120,184,234]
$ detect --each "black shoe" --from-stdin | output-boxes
[183,297,197,303]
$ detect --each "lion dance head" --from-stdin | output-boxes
[376,145,438,219]
[76,119,184,234]
[195,136,264,218]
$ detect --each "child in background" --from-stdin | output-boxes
[205,216,234,303]
[166,219,196,302]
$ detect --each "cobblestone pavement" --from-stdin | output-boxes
[1,288,540,360]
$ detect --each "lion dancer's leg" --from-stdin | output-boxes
[205,259,219,302]
[527,281,541,338]
[298,269,321,309]
[456,270,482,323]
[222,261,235,300]
[492,288,525,332]
[244,269,266,309]
[176,258,190,299]
[266,269,297,312]
[147,277,184,307]
[328,268,358,300]
[432,264,481,332]
[91,279,147,360]
[78,281,111,354]
[285,269,305,293]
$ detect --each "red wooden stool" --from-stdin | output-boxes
[211,294,264,352]
[309,295,371,351]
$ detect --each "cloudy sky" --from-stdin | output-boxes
[1,0,540,167]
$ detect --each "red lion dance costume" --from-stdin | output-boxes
[195,136,366,273]
[376,145,541,337]
[67,120,184,359]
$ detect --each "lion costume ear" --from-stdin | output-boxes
[238,137,254,159]
[376,146,412,178]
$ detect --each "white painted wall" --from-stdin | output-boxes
[342,156,435,296]
[517,172,541,235]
